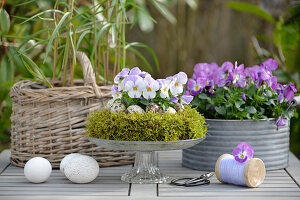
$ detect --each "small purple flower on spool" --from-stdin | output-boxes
[232,142,254,163]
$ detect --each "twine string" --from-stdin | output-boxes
[219,155,247,186]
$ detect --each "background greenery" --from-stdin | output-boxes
[0,0,299,157]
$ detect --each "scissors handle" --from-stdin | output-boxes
[170,172,214,187]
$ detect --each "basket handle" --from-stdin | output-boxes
[76,51,103,98]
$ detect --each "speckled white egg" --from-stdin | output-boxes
[64,155,99,184]
[60,153,82,174]
[24,157,52,183]
[127,105,145,114]
[110,101,126,113]
[105,99,115,110]
[166,107,177,114]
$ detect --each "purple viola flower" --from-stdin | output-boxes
[278,93,283,101]
[193,63,211,74]
[268,76,277,90]
[187,78,205,95]
[276,116,287,126]
[221,61,234,73]
[226,62,246,88]
[114,68,130,84]
[111,85,122,99]
[181,95,193,105]
[171,96,179,103]
[284,83,297,101]
[232,142,254,163]
[129,67,142,75]
[262,58,278,71]
[258,61,274,81]
[242,93,246,101]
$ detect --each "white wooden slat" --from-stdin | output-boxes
[1,196,300,200]
[0,196,131,200]
[130,184,157,197]
[285,152,300,187]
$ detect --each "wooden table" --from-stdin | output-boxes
[0,149,299,200]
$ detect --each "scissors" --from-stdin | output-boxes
[170,172,214,187]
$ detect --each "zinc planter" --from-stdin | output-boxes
[182,119,290,171]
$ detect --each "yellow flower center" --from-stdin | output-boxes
[175,82,179,86]
[240,154,245,159]
[195,85,200,90]
[147,87,151,91]
[133,86,137,91]
[163,88,167,92]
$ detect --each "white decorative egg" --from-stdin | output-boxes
[105,99,115,110]
[24,157,52,183]
[127,105,145,114]
[166,107,177,114]
[64,155,99,184]
[110,101,126,113]
[60,153,82,173]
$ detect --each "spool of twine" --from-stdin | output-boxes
[215,154,266,188]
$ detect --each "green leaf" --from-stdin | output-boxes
[125,42,159,71]
[247,85,257,96]
[265,90,273,97]
[235,101,245,109]
[227,1,275,24]
[198,93,210,100]
[44,12,71,63]
[245,106,257,114]
[151,0,177,24]
[140,99,150,106]
[127,47,153,73]
[20,9,65,24]
[76,30,91,51]
[0,54,12,84]
[91,23,111,58]
[19,53,52,88]
[215,106,226,115]
[0,8,10,34]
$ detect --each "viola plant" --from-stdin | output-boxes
[232,142,254,163]
[187,58,298,126]
[111,67,193,111]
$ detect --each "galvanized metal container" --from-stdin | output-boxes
[182,119,290,171]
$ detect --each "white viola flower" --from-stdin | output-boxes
[114,68,130,84]
[143,77,160,99]
[169,72,187,96]
[123,75,146,98]
[111,85,122,99]
[157,79,171,99]
[129,67,142,75]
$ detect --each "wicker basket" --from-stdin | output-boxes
[9,51,135,168]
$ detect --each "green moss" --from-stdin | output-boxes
[86,106,207,141]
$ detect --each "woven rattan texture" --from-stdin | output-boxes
[9,52,135,168]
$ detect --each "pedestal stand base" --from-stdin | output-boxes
[121,151,169,184]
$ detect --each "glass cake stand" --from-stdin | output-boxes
[87,137,205,184]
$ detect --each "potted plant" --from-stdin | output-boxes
[183,58,298,170]
[86,67,207,183]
